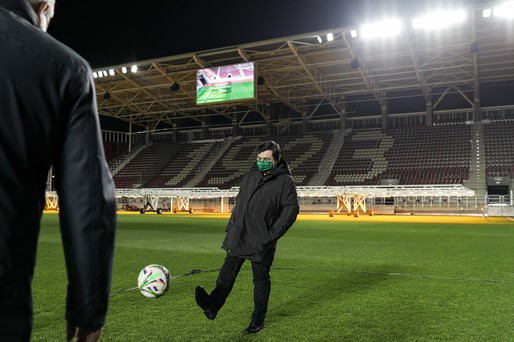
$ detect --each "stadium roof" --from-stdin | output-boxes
[92,2,514,131]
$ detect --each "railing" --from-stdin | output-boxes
[487,195,513,206]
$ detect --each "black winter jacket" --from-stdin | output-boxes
[222,159,299,265]
[0,0,116,336]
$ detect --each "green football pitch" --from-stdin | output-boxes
[32,213,514,341]
[196,81,254,104]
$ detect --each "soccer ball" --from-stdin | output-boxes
[137,264,171,298]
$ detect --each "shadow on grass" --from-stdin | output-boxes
[270,265,404,313]
[261,264,425,340]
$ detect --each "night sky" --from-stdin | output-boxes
[46,0,480,69]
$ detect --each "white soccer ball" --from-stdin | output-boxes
[137,264,171,298]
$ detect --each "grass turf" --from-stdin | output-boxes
[32,213,514,341]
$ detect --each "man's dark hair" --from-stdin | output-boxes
[256,140,281,162]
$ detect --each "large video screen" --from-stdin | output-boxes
[196,62,255,105]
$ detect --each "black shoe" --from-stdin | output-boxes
[244,320,265,334]
[195,286,217,320]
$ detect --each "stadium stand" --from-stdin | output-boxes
[325,125,472,186]
[111,125,483,189]
[103,141,129,162]
[484,121,514,177]
[196,136,265,189]
[108,149,133,174]
[145,140,226,188]
[195,132,333,189]
[113,140,181,188]
[272,132,333,185]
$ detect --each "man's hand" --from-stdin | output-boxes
[66,321,102,342]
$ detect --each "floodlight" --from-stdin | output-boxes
[102,70,108,77]
[361,19,402,39]
[131,65,138,73]
[97,71,103,78]
[350,29,358,38]
[327,33,334,41]
[109,69,115,76]
[93,72,98,78]
[483,8,492,17]
[493,1,514,18]
[121,67,128,74]
[316,35,323,43]
[412,9,466,30]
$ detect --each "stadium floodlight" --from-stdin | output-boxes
[493,1,514,18]
[412,9,466,30]
[108,69,115,76]
[316,35,323,43]
[350,29,358,38]
[360,19,402,40]
[483,8,492,18]
[92,72,98,79]
[102,70,108,77]
[327,33,334,41]
[131,65,138,73]
[97,71,103,78]
[121,67,128,74]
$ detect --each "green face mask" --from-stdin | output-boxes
[256,159,273,172]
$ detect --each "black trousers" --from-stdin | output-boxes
[210,256,271,322]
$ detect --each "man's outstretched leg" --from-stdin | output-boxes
[196,256,244,320]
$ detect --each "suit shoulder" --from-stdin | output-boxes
[39,31,91,75]
[2,12,91,75]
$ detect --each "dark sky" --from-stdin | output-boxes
[48,0,484,68]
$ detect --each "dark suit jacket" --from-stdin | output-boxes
[0,0,116,338]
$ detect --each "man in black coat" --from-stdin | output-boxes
[196,140,299,334]
[0,0,116,341]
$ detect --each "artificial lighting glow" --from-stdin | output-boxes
[350,29,358,38]
[131,65,138,73]
[493,1,514,18]
[97,72,103,78]
[109,69,115,76]
[316,35,322,43]
[412,9,466,30]
[92,72,98,78]
[102,70,108,77]
[327,33,334,41]
[483,8,492,17]
[121,67,128,74]
[361,19,402,39]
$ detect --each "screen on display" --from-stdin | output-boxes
[196,62,255,105]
